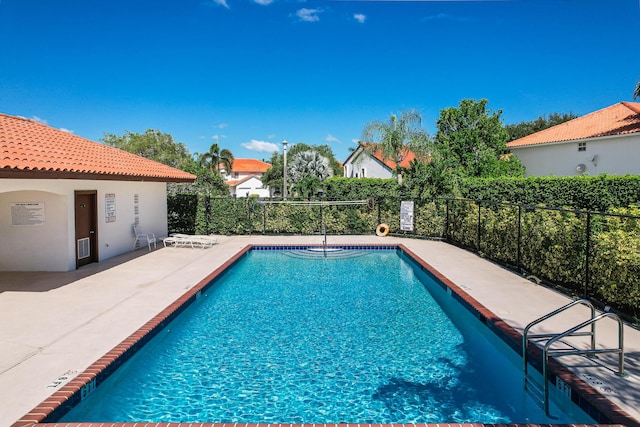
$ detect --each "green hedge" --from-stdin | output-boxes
[591,206,640,316]
[459,175,640,211]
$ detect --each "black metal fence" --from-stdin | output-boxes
[168,195,640,321]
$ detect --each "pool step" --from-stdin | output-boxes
[283,248,369,260]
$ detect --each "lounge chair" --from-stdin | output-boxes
[162,234,217,249]
[132,224,157,250]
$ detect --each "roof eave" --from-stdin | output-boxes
[508,131,640,149]
[0,168,196,183]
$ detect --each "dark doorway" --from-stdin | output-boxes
[74,191,98,268]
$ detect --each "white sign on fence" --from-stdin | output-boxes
[400,201,414,231]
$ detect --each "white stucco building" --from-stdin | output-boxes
[221,158,271,198]
[343,143,417,179]
[507,102,640,176]
[0,113,196,271]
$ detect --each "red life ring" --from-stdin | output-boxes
[376,223,389,237]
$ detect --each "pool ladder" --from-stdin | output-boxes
[522,298,626,415]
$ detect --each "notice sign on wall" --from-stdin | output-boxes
[11,202,45,226]
[400,200,414,231]
[105,193,116,223]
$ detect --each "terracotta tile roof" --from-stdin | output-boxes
[507,102,640,148]
[0,113,196,182]
[228,158,271,173]
[354,142,418,170]
[226,174,259,187]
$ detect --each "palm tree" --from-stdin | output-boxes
[634,81,640,100]
[287,149,333,186]
[360,109,430,176]
[197,143,234,174]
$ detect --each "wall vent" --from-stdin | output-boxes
[77,238,90,259]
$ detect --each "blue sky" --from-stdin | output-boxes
[1,0,639,162]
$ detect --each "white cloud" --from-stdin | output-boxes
[254,0,273,4]
[31,116,47,124]
[351,138,360,144]
[59,128,74,134]
[354,13,366,24]
[296,8,321,22]
[267,134,276,139]
[212,0,229,8]
[216,123,228,129]
[242,139,280,153]
[325,134,340,143]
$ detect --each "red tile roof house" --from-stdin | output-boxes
[0,113,196,272]
[343,142,418,179]
[507,102,640,176]
[220,158,272,198]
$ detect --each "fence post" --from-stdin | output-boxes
[517,204,522,273]
[477,201,482,251]
[205,195,211,234]
[585,211,591,298]
[263,203,267,235]
[445,199,449,240]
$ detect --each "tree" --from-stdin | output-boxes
[293,175,322,200]
[102,129,190,169]
[261,150,285,195]
[403,154,459,199]
[173,159,228,196]
[505,112,578,141]
[287,149,333,185]
[360,109,430,176]
[634,80,640,100]
[102,129,228,196]
[196,143,234,173]
[261,143,341,196]
[433,99,525,179]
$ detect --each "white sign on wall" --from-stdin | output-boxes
[10,202,45,226]
[105,193,116,223]
[400,201,414,231]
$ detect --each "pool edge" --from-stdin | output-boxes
[12,243,639,427]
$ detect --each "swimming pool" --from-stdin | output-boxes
[55,246,594,424]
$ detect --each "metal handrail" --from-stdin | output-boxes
[541,312,625,414]
[522,298,596,377]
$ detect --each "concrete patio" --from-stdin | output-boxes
[1,235,639,426]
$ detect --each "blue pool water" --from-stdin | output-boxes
[61,248,593,424]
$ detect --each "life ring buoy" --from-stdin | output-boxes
[376,223,389,237]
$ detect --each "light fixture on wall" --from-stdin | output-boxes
[591,154,599,167]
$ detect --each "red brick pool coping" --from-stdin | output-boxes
[11,244,640,427]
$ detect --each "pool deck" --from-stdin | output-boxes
[1,235,639,426]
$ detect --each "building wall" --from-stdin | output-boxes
[511,133,640,177]
[235,176,270,198]
[0,179,167,271]
[343,150,392,179]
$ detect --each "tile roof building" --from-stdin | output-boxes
[507,102,640,176]
[1,114,195,182]
[221,158,271,198]
[1,113,196,272]
[343,142,419,179]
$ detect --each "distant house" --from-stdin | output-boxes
[507,102,640,176]
[0,113,196,272]
[343,143,417,179]
[221,158,271,198]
